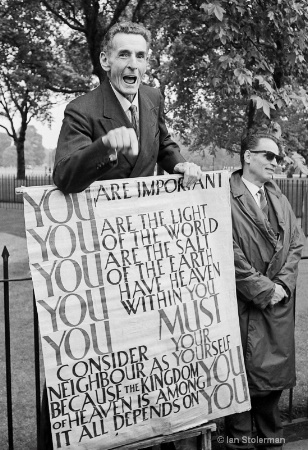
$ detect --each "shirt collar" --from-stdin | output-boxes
[241,176,264,198]
[109,81,139,113]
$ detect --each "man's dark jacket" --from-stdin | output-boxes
[53,79,185,193]
[230,170,305,391]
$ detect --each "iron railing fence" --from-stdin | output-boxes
[275,178,308,217]
[0,175,52,209]
[1,246,308,449]
[1,247,41,450]
[275,178,308,236]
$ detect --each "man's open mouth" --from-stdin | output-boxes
[123,75,137,85]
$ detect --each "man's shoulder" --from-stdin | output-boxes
[230,169,244,196]
[140,83,161,101]
[265,179,296,216]
[68,85,103,108]
[265,179,282,198]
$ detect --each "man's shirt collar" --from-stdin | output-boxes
[241,176,264,206]
[109,81,139,114]
[242,177,262,195]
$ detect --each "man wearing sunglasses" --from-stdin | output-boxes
[226,128,305,450]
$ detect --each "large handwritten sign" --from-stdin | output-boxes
[22,172,250,449]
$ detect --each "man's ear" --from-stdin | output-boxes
[244,150,251,164]
[100,52,110,72]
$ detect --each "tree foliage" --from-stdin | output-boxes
[0,131,11,165]
[155,0,308,153]
[0,131,11,153]
[281,101,308,164]
[0,125,48,167]
[40,0,308,154]
[24,125,46,166]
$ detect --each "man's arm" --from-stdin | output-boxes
[233,239,276,309]
[233,206,304,308]
[53,104,121,194]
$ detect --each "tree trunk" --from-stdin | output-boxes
[16,124,27,179]
[16,141,26,179]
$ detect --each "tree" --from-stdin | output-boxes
[159,0,308,152]
[0,131,11,165]
[1,144,16,167]
[24,125,46,166]
[0,125,47,167]
[4,0,308,169]
[0,0,90,178]
[281,102,308,160]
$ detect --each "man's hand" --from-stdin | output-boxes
[270,283,288,307]
[102,127,138,157]
[173,162,202,188]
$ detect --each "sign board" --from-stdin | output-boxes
[22,172,250,449]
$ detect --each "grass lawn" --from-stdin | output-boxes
[0,206,307,449]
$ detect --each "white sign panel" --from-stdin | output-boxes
[22,172,250,449]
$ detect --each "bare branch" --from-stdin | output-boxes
[131,0,147,21]
[108,0,132,28]
[46,84,88,94]
[244,35,267,61]
[40,0,85,32]
[0,123,14,138]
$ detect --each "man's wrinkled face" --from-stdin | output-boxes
[100,33,148,102]
[244,138,280,186]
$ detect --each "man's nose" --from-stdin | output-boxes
[271,157,278,166]
[127,54,137,68]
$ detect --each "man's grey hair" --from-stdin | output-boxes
[101,21,151,54]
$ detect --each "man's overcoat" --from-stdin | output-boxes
[230,170,305,391]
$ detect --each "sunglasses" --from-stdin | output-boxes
[249,150,284,165]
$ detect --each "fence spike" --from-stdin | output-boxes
[2,246,10,259]
[2,244,14,449]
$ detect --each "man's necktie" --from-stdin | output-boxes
[258,188,269,218]
[129,104,139,140]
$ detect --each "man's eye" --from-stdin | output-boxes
[119,52,129,58]
[137,54,145,59]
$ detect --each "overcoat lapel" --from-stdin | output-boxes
[265,183,286,230]
[234,179,279,248]
[98,80,137,167]
[264,184,286,266]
